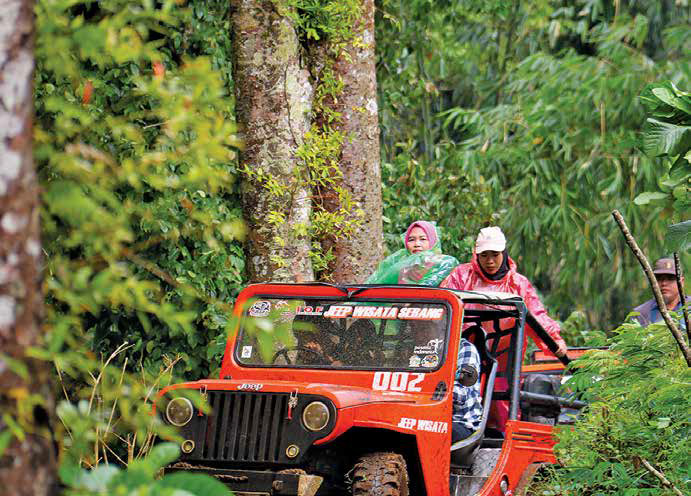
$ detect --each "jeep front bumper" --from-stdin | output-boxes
[167,464,323,496]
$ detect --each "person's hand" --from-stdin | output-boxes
[554,340,567,357]
[459,364,478,387]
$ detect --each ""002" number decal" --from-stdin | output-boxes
[372,372,424,392]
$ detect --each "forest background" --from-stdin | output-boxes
[35,0,691,381]
[0,0,689,494]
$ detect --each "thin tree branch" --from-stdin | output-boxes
[498,0,521,80]
[121,248,232,313]
[611,210,691,366]
[122,249,181,289]
[637,457,684,496]
[104,357,128,454]
[103,441,127,466]
[673,252,690,340]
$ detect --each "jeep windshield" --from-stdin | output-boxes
[235,297,450,370]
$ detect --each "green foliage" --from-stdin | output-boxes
[636,81,691,254]
[556,310,607,348]
[537,319,690,494]
[37,0,242,379]
[60,442,231,495]
[49,344,192,470]
[284,0,362,47]
[31,0,245,483]
[377,0,690,328]
[665,220,690,253]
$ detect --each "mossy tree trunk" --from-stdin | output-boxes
[230,0,314,282]
[0,1,56,493]
[317,0,383,282]
[231,0,383,283]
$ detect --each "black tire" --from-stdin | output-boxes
[351,452,409,496]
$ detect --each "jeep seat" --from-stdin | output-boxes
[450,325,498,467]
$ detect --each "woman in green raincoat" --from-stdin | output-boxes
[366,220,458,286]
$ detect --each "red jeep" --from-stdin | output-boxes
[159,283,584,495]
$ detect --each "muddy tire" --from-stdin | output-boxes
[351,452,409,496]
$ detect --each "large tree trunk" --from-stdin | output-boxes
[316,0,384,283]
[0,1,56,494]
[231,0,314,282]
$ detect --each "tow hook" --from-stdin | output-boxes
[297,474,323,496]
[287,389,298,420]
[278,469,323,496]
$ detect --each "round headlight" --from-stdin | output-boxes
[166,397,193,427]
[302,401,329,432]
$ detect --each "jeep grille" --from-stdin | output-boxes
[198,391,289,462]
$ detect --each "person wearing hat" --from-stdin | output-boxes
[442,226,568,432]
[631,257,688,327]
[442,226,567,358]
[365,220,458,286]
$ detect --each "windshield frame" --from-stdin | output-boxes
[233,294,453,372]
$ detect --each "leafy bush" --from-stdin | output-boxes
[31,0,244,480]
[537,318,690,495]
[36,0,243,381]
[636,81,691,215]
[60,442,231,495]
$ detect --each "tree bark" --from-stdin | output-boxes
[0,1,56,493]
[317,0,384,283]
[231,0,314,282]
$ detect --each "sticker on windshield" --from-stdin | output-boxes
[323,305,354,318]
[323,305,444,320]
[249,301,271,317]
[352,306,399,319]
[421,354,439,368]
[241,345,253,358]
[296,305,325,316]
[409,355,421,367]
[414,338,444,355]
[398,307,444,320]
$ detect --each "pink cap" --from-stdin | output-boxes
[475,226,506,253]
[405,221,438,248]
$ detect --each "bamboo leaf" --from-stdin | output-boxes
[633,191,668,205]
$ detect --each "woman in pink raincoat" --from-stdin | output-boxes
[441,226,567,430]
[366,220,458,286]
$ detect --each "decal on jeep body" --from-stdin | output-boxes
[372,371,425,392]
[238,383,263,391]
[397,417,449,433]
